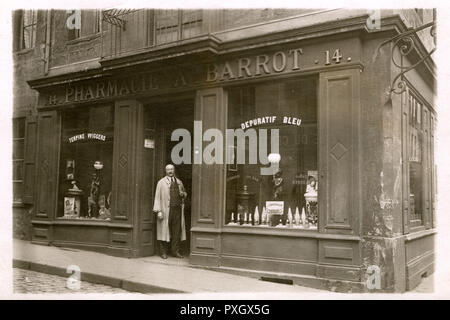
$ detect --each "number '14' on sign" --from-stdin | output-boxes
[324,49,343,65]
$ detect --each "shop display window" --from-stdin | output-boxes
[57,105,114,220]
[408,93,424,226]
[225,78,318,229]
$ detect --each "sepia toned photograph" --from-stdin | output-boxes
[4,1,448,302]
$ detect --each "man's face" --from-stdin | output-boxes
[166,165,175,177]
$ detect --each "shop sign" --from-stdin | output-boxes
[206,48,304,82]
[68,132,107,143]
[266,201,284,215]
[42,42,356,106]
[239,116,302,130]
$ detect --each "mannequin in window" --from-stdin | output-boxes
[88,171,100,218]
[305,176,318,196]
[88,161,104,218]
[272,168,284,200]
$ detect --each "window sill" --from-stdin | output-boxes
[405,228,436,241]
[14,47,35,55]
[12,202,27,208]
[409,220,424,229]
[66,32,103,45]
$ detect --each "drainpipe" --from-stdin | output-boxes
[44,9,51,75]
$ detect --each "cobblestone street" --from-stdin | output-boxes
[13,268,132,294]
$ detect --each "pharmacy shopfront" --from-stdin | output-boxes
[26,26,436,292]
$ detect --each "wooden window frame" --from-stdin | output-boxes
[19,10,37,50]
[67,10,102,41]
[153,9,203,45]
[405,87,435,232]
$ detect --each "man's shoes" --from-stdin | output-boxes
[160,242,168,259]
[174,252,184,258]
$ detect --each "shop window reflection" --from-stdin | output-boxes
[225,78,318,229]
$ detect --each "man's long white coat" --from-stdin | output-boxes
[153,177,187,242]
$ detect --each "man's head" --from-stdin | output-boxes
[165,164,175,177]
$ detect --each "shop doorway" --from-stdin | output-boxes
[144,100,194,257]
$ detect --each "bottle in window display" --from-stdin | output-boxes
[294,207,301,227]
[236,185,254,226]
[243,211,251,226]
[228,212,237,225]
[287,207,293,227]
[254,206,259,225]
[261,206,267,226]
[301,207,308,228]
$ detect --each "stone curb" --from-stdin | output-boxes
[13,259,185,294]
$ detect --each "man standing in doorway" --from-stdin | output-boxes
[153,164,187,259]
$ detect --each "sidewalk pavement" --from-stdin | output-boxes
[12,240,325,295]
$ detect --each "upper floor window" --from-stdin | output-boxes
[154,9,202,45]
[20,10,37,50]
[68,10,101,41]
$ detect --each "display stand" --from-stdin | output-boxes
[63,182,84,218]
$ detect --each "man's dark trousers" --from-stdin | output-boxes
[169,205,182,255]
[169,178,182,255]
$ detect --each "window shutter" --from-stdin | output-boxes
[23,115,37,204]
[35,111,59,219]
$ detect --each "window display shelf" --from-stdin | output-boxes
[226,223,318,230]
[218,225,361,241]
[32,219,132,229]
[57,215,111,222]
